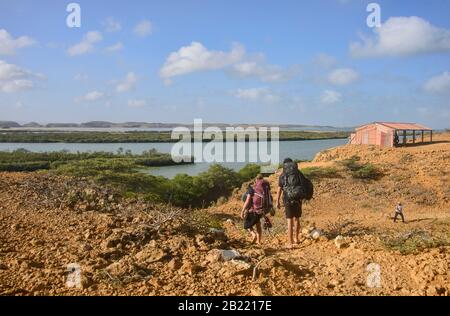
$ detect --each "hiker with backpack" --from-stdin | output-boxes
[241,174,273,245]
[276,158,313,249]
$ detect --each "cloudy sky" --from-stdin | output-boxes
[0,0,449,128]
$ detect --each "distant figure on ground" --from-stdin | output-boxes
[241,174,273,245]
[393,202,405,223]
[277,158,313,249]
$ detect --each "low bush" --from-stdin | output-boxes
[351,163,382,180]
[339,155,382,180]
[0,161,50,172]
[381,230,450,255]
[340,155,361,171]
[0,149,268,208]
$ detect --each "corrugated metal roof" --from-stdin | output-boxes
[375,122,432,130]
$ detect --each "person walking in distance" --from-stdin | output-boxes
[393,202,405,223]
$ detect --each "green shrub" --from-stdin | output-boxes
[0,149,268,208]
[339,155,382,180]
[351,164,381,180]
[0,161,50,172]
[340,155,361,171]
[238,163,261,182]
[381,230,450,255]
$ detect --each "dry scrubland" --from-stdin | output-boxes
[0,133,449,296]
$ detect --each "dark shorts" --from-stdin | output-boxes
[244,212,262,230]
[285,201,302,219]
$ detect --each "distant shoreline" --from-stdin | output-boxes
[0,120,354,132]
[0,130,350,143]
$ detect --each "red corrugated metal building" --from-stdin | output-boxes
[349,122,433,147]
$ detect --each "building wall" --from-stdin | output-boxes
[350,123,394,147]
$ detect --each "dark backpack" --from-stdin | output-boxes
[282,161,314,203]
[241,186,254,211]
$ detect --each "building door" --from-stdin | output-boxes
[380,132,386,147]
[362,131,369,144]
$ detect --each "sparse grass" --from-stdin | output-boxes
[406,186,438,206]
[339,155,382,180]
[351,163,382,180]
[399,153,413,164]
[340,155,361,171]
[325,218,356,239]
[185,209,224,234]
[301,166,340,179]
[381,230,450,255]
[325,218,376,238]
[360,202,372,209]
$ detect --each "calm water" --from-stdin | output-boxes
[0,139,347,178]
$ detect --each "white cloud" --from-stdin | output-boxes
[230,60,299,83]
[423,72,450,94]
[105,42,123,53]
[350,16,450,58]
[320,90,342,104]
[67,31,103,56]
[116,72,138,92]
[103,17,121,33]
[0,29,35,55]
[232,87,280,104]
[133,20,153,37]
[76,90,106,102]
[313,53,337,68]
[0,60,43,93]
[160,42,245,84]
[328,68,360,86]
[74,73,88,81]
[128,99,146,108]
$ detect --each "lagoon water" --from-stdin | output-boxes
[0,138,347,178]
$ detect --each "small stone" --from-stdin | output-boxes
[206,250,222,263]
[206,249,240,262]
[334,235,348,249]
[80,243,93,252]
[135,247,166,264]
[220,249,240,261]
[229,259,252,275]
[168,258,181,271]
[11,223,20,231]
[310,229,322,240]
[179,261,201,276]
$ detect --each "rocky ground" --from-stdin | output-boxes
[0,134,449,296]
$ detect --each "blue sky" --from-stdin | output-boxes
[0,0,449,128]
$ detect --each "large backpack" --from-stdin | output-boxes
[252,179,273,215]
[282,161,314,203]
